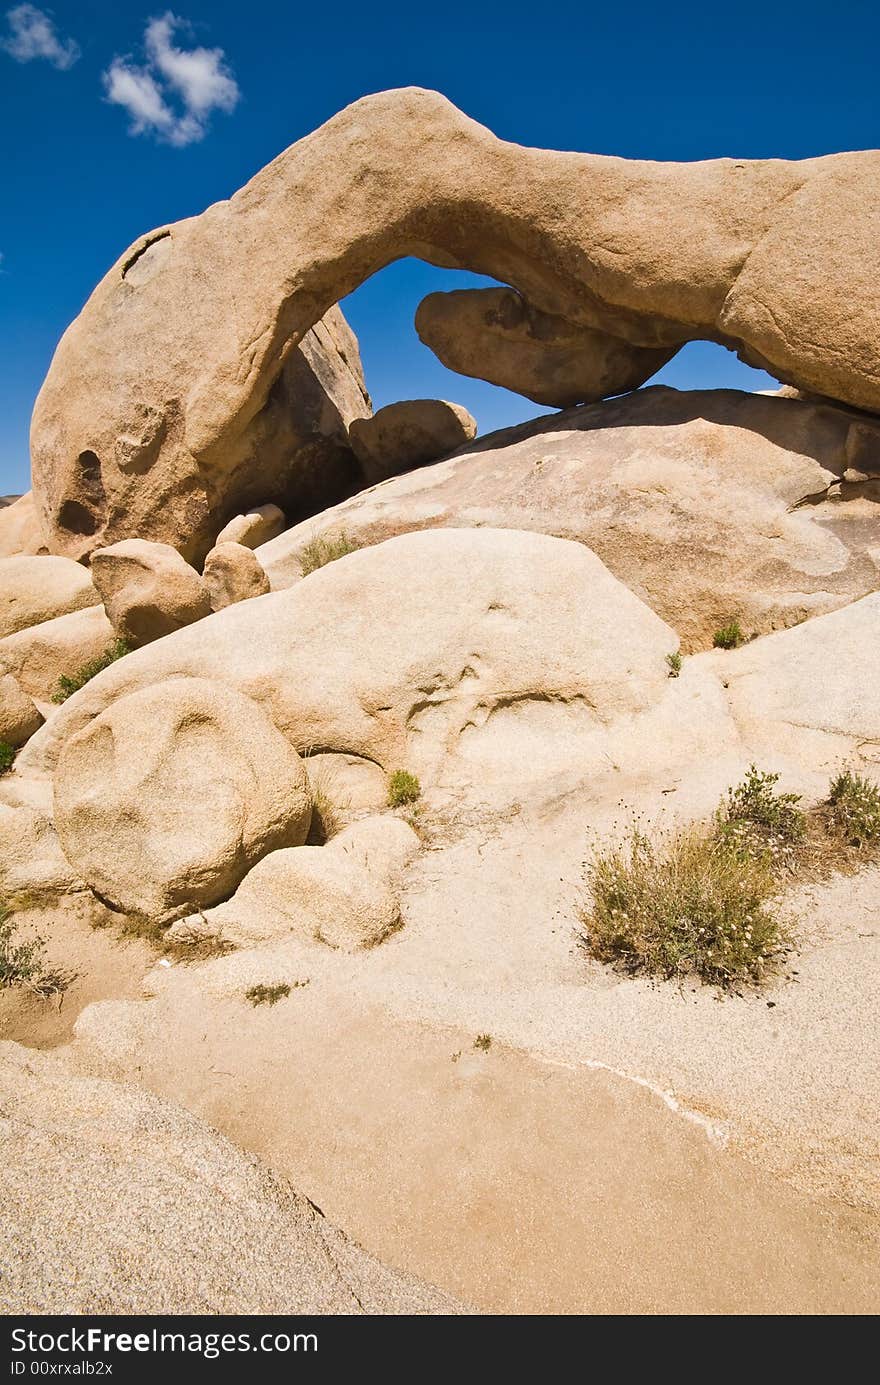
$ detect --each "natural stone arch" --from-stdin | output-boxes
[30,87,880,560]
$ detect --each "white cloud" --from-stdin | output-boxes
[1,4,80,69]
[102,12,239,147]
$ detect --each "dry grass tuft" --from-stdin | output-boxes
[299,532,360,576]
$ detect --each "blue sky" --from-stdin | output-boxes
[0,1,876,493]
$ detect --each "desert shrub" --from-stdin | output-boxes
[0,907,72,996]
[52,638,131,704]
[0,741,14,774]
[245,982,293,1006]
[582,821,785,987]
[299,532,360,576]
[388,769,421,807]
[665,651,683,678]
[825,770,880,847]
[713,620,745,650]
[717,765,806,853]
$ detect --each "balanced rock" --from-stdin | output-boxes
[1,1041,456,1314]
[202,542,270,612]
[0,673,42,748]
[53,677,312,920]
[29,89,880,567]
[90,539,210,646]
[349,400,477,484]
[215,503,287,550]
[259,387,880,650]
[416,287,676,408]
[0,554,98,639]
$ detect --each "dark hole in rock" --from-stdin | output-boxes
[58,499,100,536]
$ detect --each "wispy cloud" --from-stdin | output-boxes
[1,4,80,70]
[103,12,240,147]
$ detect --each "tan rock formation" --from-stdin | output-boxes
[172,814,419,950]
[215,502,287,549]
[202,541,270,611]
[258,387,880,650]
[0,493,46,558]
[415,287,677,408]
[0,1041,457,1314]
[53,677,312,920]
[0,673,42,748]
[30,89,880,563]
[0,554,98,639]
[0,605,115,705]
[349,399,477,484]
[33,297,369,564]
[90,538,210,646]
[21,530,674,790]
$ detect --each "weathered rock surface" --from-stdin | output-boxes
[202,541,270,611]
[0,554,98,639]
[416,287,677,408]
[21,530,675,789]
[0,493,46,558]
[260,388,880,650]
[90,539,210,646]
[0,1041,458,1314]
[0,673,42,748]
[0,605,115,705]
[349,400,477,484]
[53,678,312,920]
[32,295,370,564]
[173,814,420,950]
[215,503,287,549]
[0,801,81,904]
[29,89,880,566]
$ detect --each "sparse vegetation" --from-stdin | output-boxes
[299,531,360,576]
[665,651,683,678]
[0,906,73,996]
[245,981,295,1006]
[717,764,806,859]
[583,819,786,988]
[824,769,880,847]
[52,638,131,703]
[0,741,15,774]
[713,620,745,650]
[582,762,880,989]
[474,1033,492,1051]
[388,769,421,808]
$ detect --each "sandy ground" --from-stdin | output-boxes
[18,786,870,1315]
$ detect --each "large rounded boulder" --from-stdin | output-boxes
[53,677,311,919]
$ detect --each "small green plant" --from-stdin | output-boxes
[474,1034,492,1051]
[825,770,880,847]
[0,741,14,774]
[52,638,131,703]
[665,651,683,678]
[582,821,786,987]
[0,907,73,996]
[299,532,360,576]
[713,620,745,650]
[388,769,421,808]
[718,765,806,851]
[245,980,308,1006]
